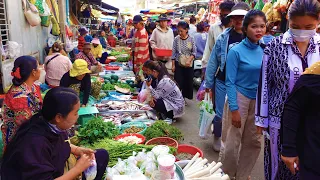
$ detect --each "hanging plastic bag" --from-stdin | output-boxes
[198,92,215,139]
[84,160,97,180]
[196,81,206,101]
[65,37,74,52]
[7,41,23,59]
[138,81,151,104]
[51,15,60,36]
[254,0,264,10]
[22,0,41,27]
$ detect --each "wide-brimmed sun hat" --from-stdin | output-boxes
[227,9,248,17]
[70,59,91,77]
[92,38,100,45]
[158,14,170,21]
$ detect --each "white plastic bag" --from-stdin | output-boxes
[7,41,22,59]
[22,0,41,27]
[198,92,215,139]
[138,82,151,104]
[84,160,97,180]
[65,37,74,52]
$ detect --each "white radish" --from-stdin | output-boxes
[209,162,223,174]
[188,158,202,169]
[186,158,208,174]
[185,167,205,176]
[183,153,200,172]
[213,168,223,174]
[188,161,217,178]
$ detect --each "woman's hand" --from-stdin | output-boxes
[79,147,95,156]
[146,78,152,87]
[75,154,92,172]
[149,98,156,107]
[281,155,299,175]
[172,61,175,72]
[231,110,241,128]
[256,126,267,135]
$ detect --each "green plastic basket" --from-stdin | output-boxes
[119,122,147,135]
[78,114,95,126]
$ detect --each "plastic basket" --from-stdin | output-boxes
[78,114,95,126]
[119,122,147,135]
[114,133,146,144]
[154,48,172,57]
[145,137,178,149]
[175,144,204,161]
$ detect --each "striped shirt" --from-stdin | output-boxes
[134,28,149,65]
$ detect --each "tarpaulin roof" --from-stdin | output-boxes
[88,0,119,12]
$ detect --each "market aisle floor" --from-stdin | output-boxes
[173,93,265,180]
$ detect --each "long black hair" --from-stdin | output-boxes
[288,0,320,20]
[12,56,38,86]
[143,61,169,80]
[242,9,267,37]
[42,87,79,121]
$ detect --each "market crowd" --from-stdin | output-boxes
[1,0,320,179]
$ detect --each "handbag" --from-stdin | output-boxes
[22,0,41,27]
[178,36,193,68]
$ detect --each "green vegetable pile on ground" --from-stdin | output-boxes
[78,117,120,145]
[109,51,122,56]
[102,83,115,91]
[83,138,176,167]
[116,54,130,62]
[91,81,102,99]
[144,121,184,141]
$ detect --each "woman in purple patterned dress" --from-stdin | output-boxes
[255,0,320,179]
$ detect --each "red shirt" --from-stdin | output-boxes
[134,28,149,66]
[78,36,85,51]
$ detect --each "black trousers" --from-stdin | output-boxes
[153,98,174,119]
[174,61,194,99]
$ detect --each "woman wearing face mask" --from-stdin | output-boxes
[1,56,42,149]
[144,61,184,119]
[204,2,250,152]
[221,10,266,180]
[255,0,320,179]
[1,87,109,180]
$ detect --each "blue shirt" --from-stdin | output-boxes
[263,34,274,45]
[193,32,208,59]
[84,35,93,43]
[225,38,264,111]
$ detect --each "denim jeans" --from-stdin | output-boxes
[213,79,226,137]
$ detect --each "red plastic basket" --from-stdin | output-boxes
[175,144,204,161]
[154,48,172,57]
[145,137,178,149]
[114,133,146,144]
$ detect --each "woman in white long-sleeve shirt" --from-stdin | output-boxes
[144,61,185,119]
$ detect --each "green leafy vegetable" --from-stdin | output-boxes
[78,117,120,145]
[144,121,184,141]
[102,83,115,91]
[83,138,176,167]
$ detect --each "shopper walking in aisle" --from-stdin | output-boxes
[144,61,185,119]
[1,56,42,149]
[133,15,150,73]
[204,2,249,152]
[60,59,92,107]
[150,14,174,62]
[193,22,208,60]
[201,0,235,71]
[222,10,266,180]
[172,21,197,103]
[45,42,72,87]
[255,0,320,179]
[1,87,109,180]
[281,62,320,179]
[189,15,197,38]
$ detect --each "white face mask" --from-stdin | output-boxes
[289,28,316,42]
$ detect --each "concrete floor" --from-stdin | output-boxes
[173,95,265,180]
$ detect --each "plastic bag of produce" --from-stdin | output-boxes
[196,81,206,101]
[140,159,157,178]
[105,167,120,180]
[138,82,151,104]
[198,92,215,139]
[84,160,97,180]
[135,149,147,167]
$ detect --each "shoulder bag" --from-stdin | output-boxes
[178,36,193,68]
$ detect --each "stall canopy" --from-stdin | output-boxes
[88,0,119,12]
